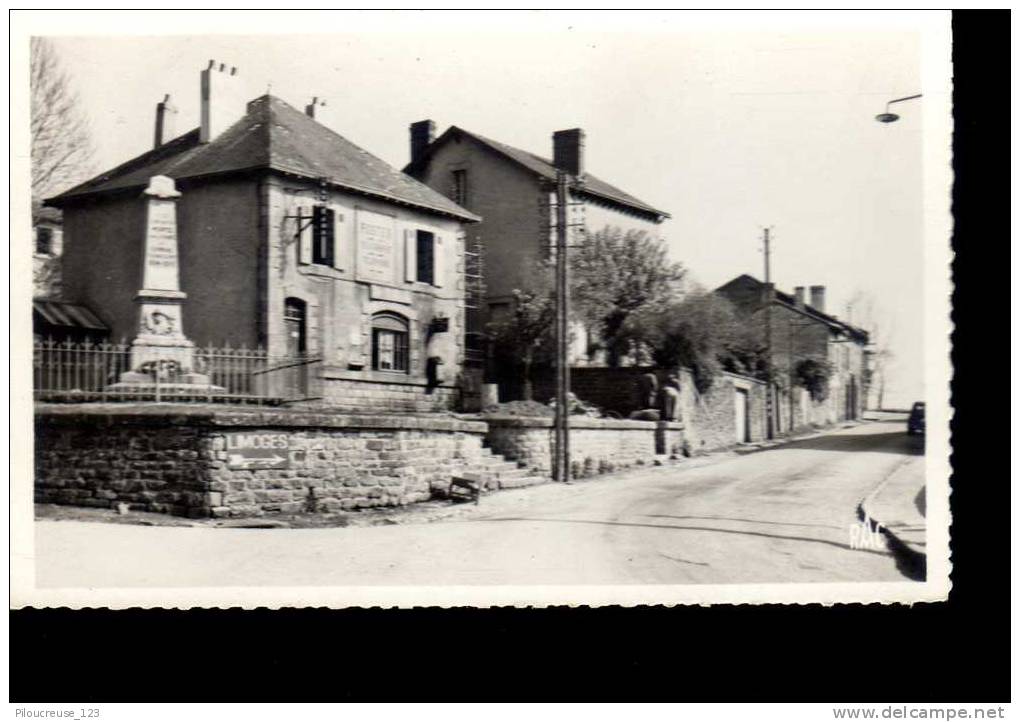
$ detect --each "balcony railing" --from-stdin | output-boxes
[33,339,322,405]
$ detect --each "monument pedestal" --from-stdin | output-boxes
[105,176,225,397]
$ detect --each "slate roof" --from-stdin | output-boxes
[406,126,670,221]
[716,274,869,342]
[47,95,479,222]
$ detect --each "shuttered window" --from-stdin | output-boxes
[416,230,434,285]
[312,205,335,266]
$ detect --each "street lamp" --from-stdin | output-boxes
[875,94,922,123]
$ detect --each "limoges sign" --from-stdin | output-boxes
[225,432,290,470]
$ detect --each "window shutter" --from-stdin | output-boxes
[433,235,444,288]
[298,207,312,264]
[331,208,343,270]
[404,229,417,282]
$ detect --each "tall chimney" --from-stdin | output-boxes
[553,128,585,176]
[200,61,245,144]
[154,94,178,149]
[409,120,436,166]
[809,285,826,313]
[306,96,326,119]
[794,286,806,308]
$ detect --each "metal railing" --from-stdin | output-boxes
[33,338,322,405]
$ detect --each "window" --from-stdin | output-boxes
[371,312,410,373]
[312,205,335,266]
[452,169,468,206]
[36,226,53,255]
[416,230,435,285]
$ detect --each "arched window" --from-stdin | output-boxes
[371,312,410,373]
[284,297,307,357]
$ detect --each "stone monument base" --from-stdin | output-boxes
[104,381,227,397]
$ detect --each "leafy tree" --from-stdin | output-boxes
[31,38,94,211]
[635,290,760,393]
[571,226,686,367]
[794,357,834,401]
[486,263,557,401]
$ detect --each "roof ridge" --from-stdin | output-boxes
[448,126,670,220]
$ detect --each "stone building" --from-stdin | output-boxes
[716,274,870,429]
[46,64,479,413]
[403,122,670,375]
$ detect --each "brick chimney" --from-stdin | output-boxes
[409,120,436,166]
[153,94,177,149]
[553,128,585,176]
[809,285,826,313]
[794,286,806,308]
[305,96,326,120]
[200,60,244,144]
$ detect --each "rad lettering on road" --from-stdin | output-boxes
[849,516,884,551]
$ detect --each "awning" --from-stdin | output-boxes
[33,299,108,331]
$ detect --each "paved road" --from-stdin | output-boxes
[35,418,924,588]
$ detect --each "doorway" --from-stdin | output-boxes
[734,388,750,443]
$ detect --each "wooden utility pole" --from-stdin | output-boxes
[554,171,571,481]
[763,227,774,440]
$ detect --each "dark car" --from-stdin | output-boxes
[907,401,925,435]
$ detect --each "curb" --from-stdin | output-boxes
[856,484,926,582]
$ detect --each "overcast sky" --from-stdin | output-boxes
[31,11,948,408]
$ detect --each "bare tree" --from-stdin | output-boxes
[846,290,895,411]
[31,37,94,211]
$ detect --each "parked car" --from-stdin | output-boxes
[907,401,925,435]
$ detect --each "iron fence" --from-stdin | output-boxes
[33,338,322,405]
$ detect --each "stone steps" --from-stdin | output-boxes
[455,447,548,493]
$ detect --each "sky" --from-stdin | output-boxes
[28,11,948,408]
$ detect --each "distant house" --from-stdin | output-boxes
[716,274,870,428]
[404,122,670,380]
[45,64,479,413]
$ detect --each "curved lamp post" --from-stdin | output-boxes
[875,93,923,123]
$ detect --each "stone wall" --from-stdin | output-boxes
[677,368,768,452]
[35,404,488,518]
[318,375,459,414]
[483,415,682,478]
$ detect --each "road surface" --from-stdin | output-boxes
[34,418,924,587]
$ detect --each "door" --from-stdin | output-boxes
[281,298,307,398]
[734,388,750,443]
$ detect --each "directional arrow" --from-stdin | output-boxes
[226,451,289,469]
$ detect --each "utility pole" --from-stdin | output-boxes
[763,227,774,440]
[554,171,571,482]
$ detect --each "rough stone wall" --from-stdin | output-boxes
[677,369,767,452]
[318,378,458,413]
[35,421,212,516]
[484,416,680,477]
[35,405,488,518]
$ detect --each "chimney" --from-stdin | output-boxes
[154,94,178,149]
[553,128,585,176]
[200,60,245,144]
[809,285,826,313]
[794,286,806,308]
[409,120,436,166]
[306,96,326,120]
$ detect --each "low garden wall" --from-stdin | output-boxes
[35,404,488,518]
[483,415,684,478]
